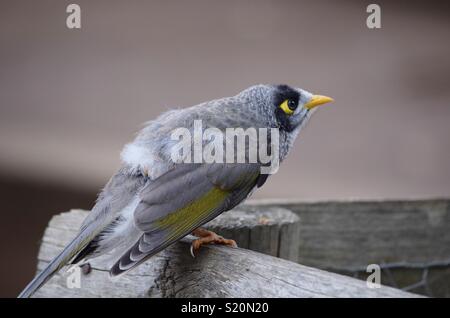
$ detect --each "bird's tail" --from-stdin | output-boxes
[18,229,92,298]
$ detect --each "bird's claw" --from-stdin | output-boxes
[189,228,237,258]
[190,244,196,258]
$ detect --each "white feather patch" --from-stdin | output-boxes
[95,195,142,260]
[120,143,155,173]
[113,194,141,235]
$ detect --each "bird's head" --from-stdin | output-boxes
[236,84,333,133]
[234,84,333,161]
[271,84,333,133]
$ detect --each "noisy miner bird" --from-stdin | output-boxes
[19,84,333,297]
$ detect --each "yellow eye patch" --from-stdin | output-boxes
[280,99,295,115]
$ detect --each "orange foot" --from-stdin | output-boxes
[190,228,237,257]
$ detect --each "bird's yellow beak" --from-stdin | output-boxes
[304,95,334,110]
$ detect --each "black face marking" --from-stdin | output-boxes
[275,107,292,131]
[274,85,300,132]
[274,85,300,107]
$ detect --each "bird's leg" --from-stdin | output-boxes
[80,262,91,275]
[190,228,237,257]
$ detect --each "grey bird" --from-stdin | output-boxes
[18,84,333,298]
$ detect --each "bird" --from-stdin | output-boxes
[18,84,333,298]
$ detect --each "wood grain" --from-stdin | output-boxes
[33,209,419,298]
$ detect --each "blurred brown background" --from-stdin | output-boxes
[0,0,449,297]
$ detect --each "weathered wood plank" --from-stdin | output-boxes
[33,210,419,298]
[205,206,300,261]
[245,199,450,271]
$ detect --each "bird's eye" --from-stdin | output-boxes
[280,99,297,115]
[288,99,297,109]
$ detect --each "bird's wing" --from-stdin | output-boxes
[110,162,265,275]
